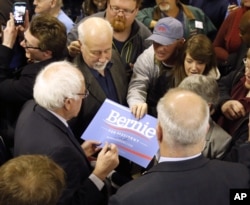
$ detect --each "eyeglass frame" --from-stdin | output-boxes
[243,58,250,70]
[23,38,41,50]
[76,89,89,99]
[109,4,137,16]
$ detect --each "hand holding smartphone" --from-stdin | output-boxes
[13,2,27,26]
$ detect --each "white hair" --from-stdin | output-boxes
[178,74,219,106]
[33,61,84,110]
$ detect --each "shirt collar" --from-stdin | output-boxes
[158,153,202,163]
[48,110,68,127]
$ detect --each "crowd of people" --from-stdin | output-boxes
[1,0,250,204]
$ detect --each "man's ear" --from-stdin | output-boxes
[64,98,72,111]
[43,50,53,58]
[156,122,163,143]
[50,0,57,8]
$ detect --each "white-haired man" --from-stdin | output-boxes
[14,61,119,205]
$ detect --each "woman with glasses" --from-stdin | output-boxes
[214,48,250,142]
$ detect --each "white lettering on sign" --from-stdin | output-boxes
[105,110,156,139]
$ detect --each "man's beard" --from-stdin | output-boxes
[93,60,109,71]
[111,16,126,32]
[159,2,170,12]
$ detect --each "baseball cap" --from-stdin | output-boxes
[146,17,184,45]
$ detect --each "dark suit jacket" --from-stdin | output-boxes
[69,50,128,139]
[109,155,249,205]
[14,100,107,205]
[0,45,63,147]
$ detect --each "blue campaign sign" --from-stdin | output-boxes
[81,99,159,168]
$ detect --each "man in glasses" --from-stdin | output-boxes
[68,0,152,80]
[14,61,119,205]
[0,14,67,154]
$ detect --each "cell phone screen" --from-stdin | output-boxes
[13,3,26,25]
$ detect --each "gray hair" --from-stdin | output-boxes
[33,61,84,110]
[178,74,219,106]
[156,88,209,146]
[78,17,113,45]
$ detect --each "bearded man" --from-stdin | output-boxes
[67,0,152,80]
[69,17,134,188]
[136,0,216,41]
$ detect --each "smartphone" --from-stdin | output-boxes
[13,2,26,25]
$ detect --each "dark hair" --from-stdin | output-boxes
[174,34,217,86]
[107,0,142,8]
[83,0,107,16]
[29,14,67,58]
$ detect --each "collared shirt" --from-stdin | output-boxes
[48,109,68,127]
[90,62,119,102]
[158,153,202,163]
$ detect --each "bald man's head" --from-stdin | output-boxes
[157,88,209,146]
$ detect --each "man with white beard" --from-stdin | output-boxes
[69,17,132,188]
[136,0,216,41]
[67,0,152,80]
[69,17,128,142]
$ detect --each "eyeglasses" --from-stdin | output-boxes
[109,5,136,16]
[23,38,41,50]
[76,89,89,99]
[243,58,250,71]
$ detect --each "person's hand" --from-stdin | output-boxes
[81,140,102,158]
[131,103,148,119]
[2,13,19,48]
[221,100,246,120]
[68,40,81,57]
[228,4,239,14]
[93,143,119,181]
[150,20,157,29]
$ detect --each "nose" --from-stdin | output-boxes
[20,39,25,47]
[245,66,250,73]
[98,52,108,62]
[117,10,125,16]
[190,62,198,71]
